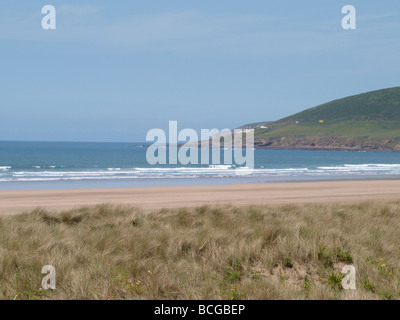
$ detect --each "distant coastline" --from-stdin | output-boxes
[240,87,400,152]
[253,145,400,152]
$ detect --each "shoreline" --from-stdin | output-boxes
[1,179,400,215]
[2,174,400,191]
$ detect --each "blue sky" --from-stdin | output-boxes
[1,0,400,142]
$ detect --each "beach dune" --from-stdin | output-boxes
[1,179,400,215]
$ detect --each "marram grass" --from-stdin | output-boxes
[0,201,399,300]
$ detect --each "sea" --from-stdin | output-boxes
[0,141,399,190]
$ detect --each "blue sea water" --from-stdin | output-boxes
[0,141,399,190]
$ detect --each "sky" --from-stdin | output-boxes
[1,0,400,142]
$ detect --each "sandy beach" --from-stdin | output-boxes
[1,179,400,215]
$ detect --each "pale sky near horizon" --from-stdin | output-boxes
[1,0,400,142]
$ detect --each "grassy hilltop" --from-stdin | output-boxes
[245,87,400,151]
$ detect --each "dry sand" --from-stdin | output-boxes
[1,179,400,215]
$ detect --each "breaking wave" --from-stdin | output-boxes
[0,163,399,182]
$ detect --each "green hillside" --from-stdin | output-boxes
[249,87,400,151]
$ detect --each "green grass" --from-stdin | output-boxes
[247,87,400,150]
[280,87,400,123]
[1,201,400,300]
